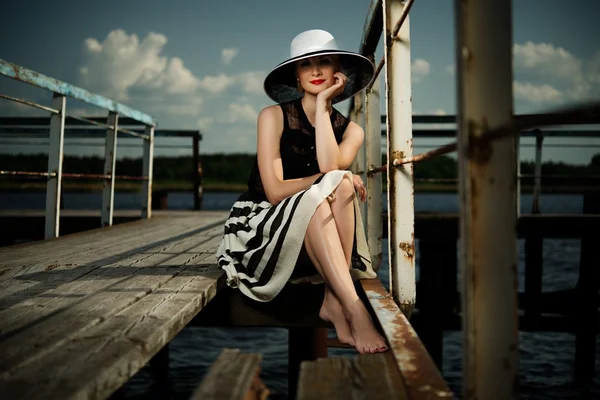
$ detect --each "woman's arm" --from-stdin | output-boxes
[314,73,365,172]
[257,106,323,206]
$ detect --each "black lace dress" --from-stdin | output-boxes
[216,99,375,302]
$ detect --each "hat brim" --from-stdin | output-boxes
[263,50,375,105]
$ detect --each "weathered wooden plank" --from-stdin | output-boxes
[0,228,222,308]
[0,226,223,326]
[191,348,268,400]
[0,215,225,296]
[0,212,227,267]
[0,220,179,281]
[0,263,225,399]
[296,352,408,400]
[360,279,454,399]
[0,232,223,377]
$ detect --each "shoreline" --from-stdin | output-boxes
[0,181,596,194]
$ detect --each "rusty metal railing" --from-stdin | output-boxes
[0,118,205,212]
[0,58,156,239]
[348,0,599,399]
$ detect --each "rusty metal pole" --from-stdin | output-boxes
[101,112,118,227]
[532,129,544,214]
[45,93,66,240]
[193,133,202,211]
[456,1,519,399]
[366,72,383,270]
[350,94,367,224]
[142,125,154,219]
[383,0,415,316]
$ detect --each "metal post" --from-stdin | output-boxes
[349,94,366,225]
[355,93,367,224]
[142,125,154,218]
[383,0,415,316]
[515,133,521,217]
[456,1,519,399]
[365,72,383,270]
[532,129,544,214]
[44,93,66,239]
[192,133,202,211]
[101,112,118,227]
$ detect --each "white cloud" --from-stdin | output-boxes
[512,41,600,105]
[513,42,581,80]
[221,48,239,65]
[198,74,234,94]
[513,81,562,104]
[411,58,430,83]
[198,71,265,95]
[197,117,214,131]
[237,72,264,94]
[223,101,259,124]
[78,29,203,118]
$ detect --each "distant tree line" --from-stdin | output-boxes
[1,153,599,186]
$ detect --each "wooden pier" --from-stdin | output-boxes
[0,211,452,399]
[0,211,228,398]
[2,0,599,398]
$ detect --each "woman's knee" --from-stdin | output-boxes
[333,176,355,202]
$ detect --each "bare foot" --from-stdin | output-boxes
[345,300,388,354]
[319,287,355,346]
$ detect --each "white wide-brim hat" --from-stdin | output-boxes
[263,29,375,105]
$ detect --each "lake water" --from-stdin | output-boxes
[1,191,598,399]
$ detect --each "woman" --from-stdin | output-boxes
[216,29,387,354]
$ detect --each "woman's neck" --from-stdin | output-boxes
[301,94,332,126]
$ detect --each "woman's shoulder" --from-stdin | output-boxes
[257,104,286,137]
[258,104,283,122]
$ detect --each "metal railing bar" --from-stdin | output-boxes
[368,101,600,174]
[0,170,148,180]
[368,58,385,90]
[0,170,57,177]
[0,116,150,127]
[117,127,150,140]
[66,114,114,130]
[0,94,59,114]
[359,0,383,55]
[368,0,416,90]
[3,140,598,150]
[0,58,155,126]
[391,0,416,39]
[0,127,201,138]
[0,140,196,149]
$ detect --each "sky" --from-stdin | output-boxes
[1,0,599,165]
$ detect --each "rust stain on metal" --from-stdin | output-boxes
[361,279,454,399]
[467,119,493,165]
[392,149,404,162]
[399,241,414,258]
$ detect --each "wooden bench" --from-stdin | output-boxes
[293,279,455,399]
[297,352,408,399]
[192,348,269,400]
[0,211,228,399]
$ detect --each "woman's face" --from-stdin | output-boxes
[296,55,338,96]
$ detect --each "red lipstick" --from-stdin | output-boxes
[310,79,325,85]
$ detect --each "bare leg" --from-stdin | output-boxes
[329,176,355,267]
[304,196,387,354]
[317,177,356,345]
